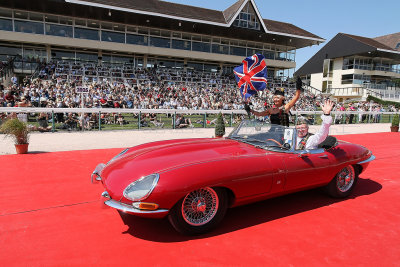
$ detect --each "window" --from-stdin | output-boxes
[187,62,204,71]
[0,9,12,18]
[212,44,229,54]
[29,13,43,22]
[126,34,148,46]
[342,57,354,70]
[74,27,99,41]
[101,31,124,43]
[341,74,353,84]
[323,59,330,78]
[87,20,100,29]
[232,3,261,30]
[230,46,246,57]
[75,52,97,62]
[110,55,133,64]
[192,42,210,53]
[396,42,400,49]
[45,15,59,23]
[149,36,170,48]
[171,39,190,50]
[45,24,73,38]
[0,18,12,32]
[204,64,219,72]
[0,45,22,57]
[14,11,28,20]
[264,50,275,60]
[59,17,73,25]
[14,20,44,34]
[247,48,263,57]
[52,50,75,61]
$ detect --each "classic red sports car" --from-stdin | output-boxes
[92,120,374,234]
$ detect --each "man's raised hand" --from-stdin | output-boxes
[321,99,334,115]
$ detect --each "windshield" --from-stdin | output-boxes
[228,120,296,151]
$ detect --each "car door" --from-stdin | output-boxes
[283,148,334,190]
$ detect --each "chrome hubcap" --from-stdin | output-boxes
[337,166,355,192]
[182,187,219,226]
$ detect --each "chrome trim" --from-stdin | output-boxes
[101,191,110,199]
[91,163,106,184]
[357,154,376,164]
[104,199,169,214]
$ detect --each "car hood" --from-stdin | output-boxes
[101,138,263,197]
[104,138,262,175]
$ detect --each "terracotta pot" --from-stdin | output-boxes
[215,135,224,138]
[15,144,29,154]
[390,126,399,132]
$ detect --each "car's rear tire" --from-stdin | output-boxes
[168,187,228,235]
[326,165,358,198]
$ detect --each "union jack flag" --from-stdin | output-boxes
[233,54,268,99]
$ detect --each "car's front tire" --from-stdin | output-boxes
[326,165,358,198]
[168,187,228,235]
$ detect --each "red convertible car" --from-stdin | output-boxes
[92,120,374,234]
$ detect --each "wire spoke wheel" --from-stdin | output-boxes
[181,187,219,226]
[336,165,355,192]
[326,165,358,198]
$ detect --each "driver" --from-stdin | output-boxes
[296,99,334,150]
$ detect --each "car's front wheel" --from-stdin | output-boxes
[326,165,358,198]
[168,187,228,235]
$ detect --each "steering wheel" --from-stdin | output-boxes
[266,138,283,147]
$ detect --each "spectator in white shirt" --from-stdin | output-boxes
[296,99,334,150]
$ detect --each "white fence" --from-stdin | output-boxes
[1,107,399,132]
[1,107,399,116]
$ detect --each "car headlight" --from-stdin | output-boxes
[123,174,159,201]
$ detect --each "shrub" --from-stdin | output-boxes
[392,114,399,127]
[215,112,225,137]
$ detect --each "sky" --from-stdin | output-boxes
[166,0,400,71]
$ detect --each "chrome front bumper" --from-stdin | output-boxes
[357,154,376,164]
[101,191,169,218]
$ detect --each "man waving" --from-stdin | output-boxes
[296,99,335,150]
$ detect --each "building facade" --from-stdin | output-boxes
[296,32,400,102]
[0,0,323,80]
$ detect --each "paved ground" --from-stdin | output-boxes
[0,123,392,154]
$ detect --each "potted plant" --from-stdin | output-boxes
[391,114,399,132]
[0,118,30,154]
[215,112,225,138]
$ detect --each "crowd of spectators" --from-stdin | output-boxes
[1,60,320,112]
[332,101,396,124]
[2,60,399,131]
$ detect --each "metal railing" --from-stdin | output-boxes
[326,87,384,98]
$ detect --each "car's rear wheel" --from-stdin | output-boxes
[326,165,358,198]
[168,187,228,235]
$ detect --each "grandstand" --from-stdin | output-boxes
[7,1,395,132]
[295,32,400,102]
[0,0,324,83]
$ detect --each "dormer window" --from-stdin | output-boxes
[232,2,260,30]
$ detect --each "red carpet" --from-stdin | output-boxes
[1,133,399,266]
